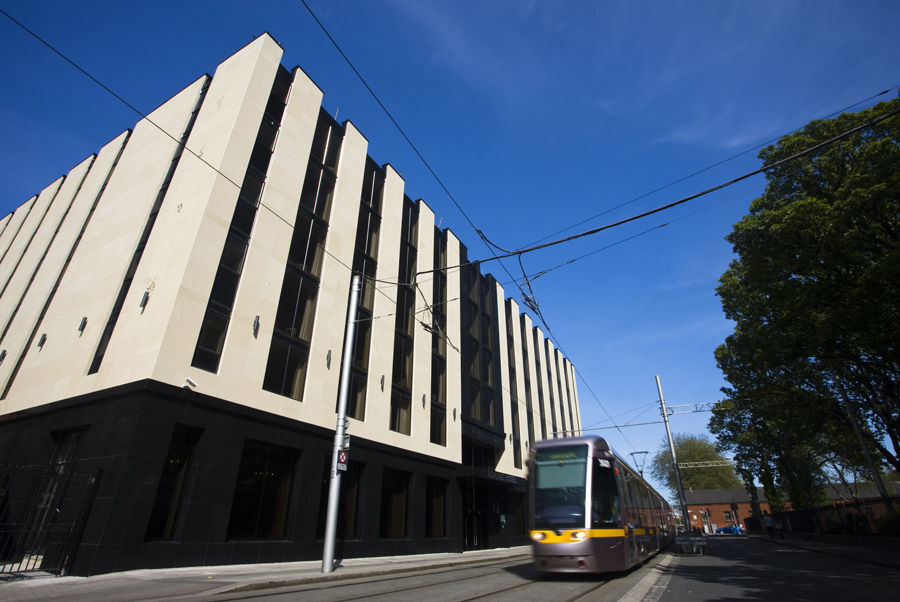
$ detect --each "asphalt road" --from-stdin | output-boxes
[656,536,900,601]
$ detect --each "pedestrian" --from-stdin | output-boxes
[775,518,784,540]
[763,511,776,539]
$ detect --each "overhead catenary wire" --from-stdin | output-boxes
[6,6,898,449]
[293,0,604,438]
[0,9,650,453]
[415,101,900,278]
[502,182,759,288]
[523,84,900,248]
[6,4,896,295]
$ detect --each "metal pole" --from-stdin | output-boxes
[322,275,361,573]
[656,375,690,533]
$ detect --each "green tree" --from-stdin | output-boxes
[650,433,742,498]
[712,95,900,508]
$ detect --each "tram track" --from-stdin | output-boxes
[207,556,624,602]
[209,558,530,601]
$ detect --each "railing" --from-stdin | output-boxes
[0,464,101,579]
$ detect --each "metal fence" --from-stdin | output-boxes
[0,463,101,579]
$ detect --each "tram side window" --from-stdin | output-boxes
[591,458,620,528]
[624,472,642,527]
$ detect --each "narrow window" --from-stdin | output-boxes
[519,316,536,445]
[506,303,522,468]
[543,339,558,436]
[263,108,342,400]
[145,425,203,540]
[379,468,410,538]
[389,389,411,435]
[426,477,447,538]
[532,328,547,439]
[389,198,417,434]
[316,459,363,539]
[192,67,292,373]
[227,440,297,539]
[341,158,383,420]
[90,79,210,374]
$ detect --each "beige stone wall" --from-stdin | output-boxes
[443,230,463,462]
[568,359,582,433]
[0,159,89,336]
[0,197,36,261]
[0,133,128,408]
[543,337,562,436]
[153,35,285,397]
[362,165,403,439]
[4,68,208,407]
[0,33,579,472]
[0,214,11,242]
[507,298,530,465]
[493,281,515,474]
[532,324,552,440]
[301,121,366,430]
[211,65,324,412]
[519,313,541,441]
[408,199,435,450]
[0,178,63,293]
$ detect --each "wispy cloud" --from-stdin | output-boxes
[389,0,552,110]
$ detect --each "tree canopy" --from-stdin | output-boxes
[650,433,742,498]
[711,95,900,509]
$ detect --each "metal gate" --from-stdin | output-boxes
[0,463,101,579]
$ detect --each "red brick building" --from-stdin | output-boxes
[683,488,772,532]
[683,483,900,534]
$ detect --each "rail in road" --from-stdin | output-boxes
[205,556,659,602]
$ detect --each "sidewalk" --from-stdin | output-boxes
[1,546,533,601]
[750,532,900,570]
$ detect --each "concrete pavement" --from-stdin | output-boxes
[2,546,533,601]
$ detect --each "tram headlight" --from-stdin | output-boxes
[530,532,546,541]
[571,531,588,541]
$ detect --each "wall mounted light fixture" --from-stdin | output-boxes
[380,375,385,391]
[422,394,427,408]
[253,315,260,338]
[37,333,47,349]
[78,316,88,334]
[139,290,149,312]
[326,349,332,369]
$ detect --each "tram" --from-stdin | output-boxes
[528,436,673,574]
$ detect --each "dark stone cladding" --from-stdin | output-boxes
[0,379,527,575]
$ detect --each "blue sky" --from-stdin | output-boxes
[1,1,898,494]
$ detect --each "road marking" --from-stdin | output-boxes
[620,554,677,602]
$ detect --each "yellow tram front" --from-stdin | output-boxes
[529,438,630,573]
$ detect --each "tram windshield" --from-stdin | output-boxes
[533,445,588,529]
